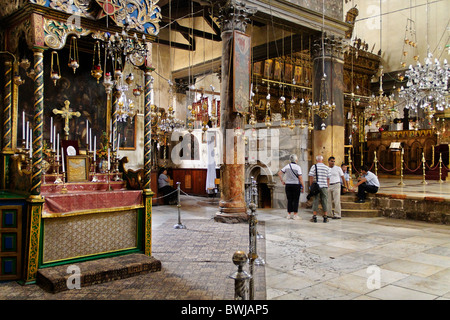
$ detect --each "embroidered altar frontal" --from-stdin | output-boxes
[42,209,139,264]
[41,190,144,264]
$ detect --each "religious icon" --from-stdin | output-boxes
[273,59,282,81]
[253,61,263,76]
[233,30,251,113]
[264,59,273,79]
[284,63,293,83]
[294,65,302,85]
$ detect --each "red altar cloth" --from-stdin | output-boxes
[42,190,143,216]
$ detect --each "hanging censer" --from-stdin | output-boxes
[68,36,79,73]
[91,41,103,83]
[50,51,61,86]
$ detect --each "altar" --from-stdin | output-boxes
[41,189,144,265]
[0,0,160,283]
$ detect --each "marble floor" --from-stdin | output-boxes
[0,178,449,300]
[153,183,450,300]
[374,177,450,201]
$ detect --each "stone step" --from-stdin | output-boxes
[341,208,381,218]
[340,201,373,210]
[36,253,161,293]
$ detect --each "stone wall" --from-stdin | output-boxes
[374,194,450,225]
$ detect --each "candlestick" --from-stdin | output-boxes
[22,111,25,140]
[29,128,32,158]
[89,128,92,152]
[53,125,56,152]
[86,120,89,144]
[61,147,65,172]
[117,133,120,157]
[57,133,60,158]
[94,136,96,161]
[107,148,110,171]
[26,121,29,149]
[50,117,53,144]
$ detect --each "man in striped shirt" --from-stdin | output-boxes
[308,155,331,223]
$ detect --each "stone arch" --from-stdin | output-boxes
[245,162,275,208]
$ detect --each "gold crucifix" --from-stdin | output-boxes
[53,100,81,140]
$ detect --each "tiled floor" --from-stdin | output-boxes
[0,178,449,300]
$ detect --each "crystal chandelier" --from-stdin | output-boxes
[116,91,137,122]
[400,53,449,113]
[102,14,149,67]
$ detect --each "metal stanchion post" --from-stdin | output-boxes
[398,148,405,186]
[421,152,428,185]
[439,153,444,184]
[249,203,265,266]
[173,182,186,229]
[374,151,378,176]
[250,177,264,240]
[229,251,251,300]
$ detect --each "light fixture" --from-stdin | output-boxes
[312,0,336,127]
[68,36,79,73]
[102,15,149,67]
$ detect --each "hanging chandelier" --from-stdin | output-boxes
[312,75,336,127]
[102,15,149,67]
[364,69,397,128]
[116,91,137,121]
[400,53,449,113]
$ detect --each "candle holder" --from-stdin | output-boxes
[54,154,63,184]
[113,158,121,181]
[91,160,99,182]
[60,171,68,194]
[106,169,113,191]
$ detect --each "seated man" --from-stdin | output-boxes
[158,168,177,205]
[354,165,379,203]
[341,163,351,194]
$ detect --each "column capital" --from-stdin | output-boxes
[216,0,256,33]
[312,32,347,61]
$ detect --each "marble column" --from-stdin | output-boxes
[214,0,255,223]
[311,33,345,165]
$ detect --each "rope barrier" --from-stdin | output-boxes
[425,162,440,170]
[152,188,178,200]
[352,163,360,175]
[403,161,423,173]
[377,162,397,172]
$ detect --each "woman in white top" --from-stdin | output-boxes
[278,154,305,220]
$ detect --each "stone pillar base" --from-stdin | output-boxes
[214,211,248,224]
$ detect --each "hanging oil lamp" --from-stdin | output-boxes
[125,73,134,85]
[68,36,79,73]
[91,41,103,83]
[133,84,142,97]
[50,51,61,86]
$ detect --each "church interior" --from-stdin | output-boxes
[0,0,449,300]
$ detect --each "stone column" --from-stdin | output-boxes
[311,33,345,164]
[214,0,255,223]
